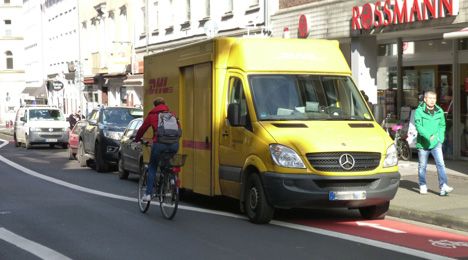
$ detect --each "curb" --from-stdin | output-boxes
[388,205,468,232]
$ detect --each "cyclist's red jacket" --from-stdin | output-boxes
[134,104,177,143]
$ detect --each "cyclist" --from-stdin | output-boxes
[134,97,179,202]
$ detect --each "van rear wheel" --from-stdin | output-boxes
[359,201,389,220]
[245,173,274,224]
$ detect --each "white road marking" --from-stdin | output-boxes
[0,228,71,260]
[0,139,454,260]
[356,221,406,233]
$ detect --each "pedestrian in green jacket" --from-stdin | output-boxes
[414,91,453,196]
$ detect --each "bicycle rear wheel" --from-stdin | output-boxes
[138,169,151,213]
[159,174,179,220]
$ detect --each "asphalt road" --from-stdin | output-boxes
[0,135,464,259]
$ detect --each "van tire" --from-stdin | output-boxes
[245,173,274,224]
[95,143,109,172]
[78,141,87,167]
[359,201,389,220]
[118,155,129,179]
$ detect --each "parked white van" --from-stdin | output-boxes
[14,105,69,149]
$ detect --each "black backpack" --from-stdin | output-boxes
[157,111,182,144]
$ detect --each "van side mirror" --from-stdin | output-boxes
[227,103,240,126]
[20,116,26,122]
[89,119,97,125]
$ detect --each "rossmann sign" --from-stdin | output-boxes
[352,0,459,30]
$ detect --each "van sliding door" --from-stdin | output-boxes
[181,63,212,196]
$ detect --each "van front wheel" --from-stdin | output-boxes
[359,201,389,220]
[245,173,274,224]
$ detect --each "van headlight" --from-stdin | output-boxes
[269,144,306,168]
[29,127,41,132]
[383,144,398,168]
[103,130,122,140]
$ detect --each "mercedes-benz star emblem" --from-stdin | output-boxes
[339,153,355,170]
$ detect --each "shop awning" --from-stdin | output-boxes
[123,74,143,87]
[443,27,468,39]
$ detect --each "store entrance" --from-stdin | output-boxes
[458,64,468,158]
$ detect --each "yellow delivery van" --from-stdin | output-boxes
[143,37,400,224]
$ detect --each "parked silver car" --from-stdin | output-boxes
[118,118,144,179]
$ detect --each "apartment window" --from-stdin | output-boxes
[249,0,259,6]
[222,0,233,20]
[183,0,190,21]
[4,19,11,35]
[180,0,190,30]
[225,0,233,13]
[203,0,210,18]
[5,51,13,69]
[164,0,175,34]
[151,1,159,35]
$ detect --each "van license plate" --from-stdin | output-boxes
[46,139,57,142]
[329,191,366,201]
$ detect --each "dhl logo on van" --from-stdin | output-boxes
[147,77,173,95]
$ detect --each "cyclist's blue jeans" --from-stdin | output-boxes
[146,142,179,195]
[417,143,448,189]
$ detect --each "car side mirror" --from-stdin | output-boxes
[89,119,97,125]
[227,103,240,126]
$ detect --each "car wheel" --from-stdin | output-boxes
[359,201,389,220]
[78,141,87,167]
[244,173,274,224]
[25,135,32,149]
[95,143,109,172]
[118,155,129,179]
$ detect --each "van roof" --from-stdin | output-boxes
[216,37,351,75]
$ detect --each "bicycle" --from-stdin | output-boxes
[137,141,187,220]
[391,124,411,161]
[381,114,411,161]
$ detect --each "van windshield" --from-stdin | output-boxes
[249,75,372,121]
[29,109,65,121]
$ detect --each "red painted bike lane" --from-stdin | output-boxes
[291,218,468,259]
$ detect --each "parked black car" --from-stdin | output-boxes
[78,106,143,172]
[118,118,144,179]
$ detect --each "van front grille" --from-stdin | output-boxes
[306,152,381,172]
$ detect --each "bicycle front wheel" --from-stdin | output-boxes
[138,169,151,213]
[159,174,179,220]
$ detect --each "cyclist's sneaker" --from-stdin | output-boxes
[142,194,151,202]
[419,185,428,195]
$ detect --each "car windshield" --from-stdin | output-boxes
[103,108,143,126]
[29,109,65,121]
[249,75,372,121]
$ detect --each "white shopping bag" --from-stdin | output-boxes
[406,109,417,146]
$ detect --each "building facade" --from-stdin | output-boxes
[270,0,468,159]
[42,0,82,116]
[0,0,24,125]
[78,0,141,115]
[133,0,279,73]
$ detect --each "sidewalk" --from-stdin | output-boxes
[391,159,468,232]
[1,127,467,231]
